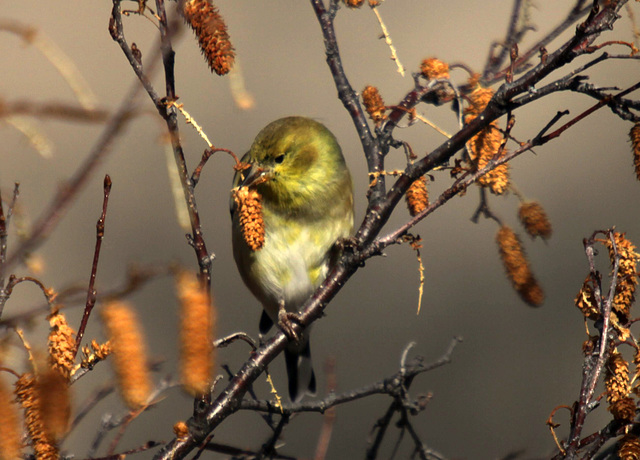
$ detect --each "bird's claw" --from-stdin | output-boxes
[277,308,302,343]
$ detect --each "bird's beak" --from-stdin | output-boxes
[238,163,272,188]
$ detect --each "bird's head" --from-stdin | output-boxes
[236,116,349,210]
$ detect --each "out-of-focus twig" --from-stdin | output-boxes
[0,20,99,110]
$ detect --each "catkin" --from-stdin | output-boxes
[420,58,449,80]
[604,232,639,320]
[15,373,58,460]
[618,434,640,460]
[0,376,21,460]
[465,85,509,195]
[176,270,216,396]
[605,351,630,405]
[47,309,75,381]
[518,201,552,240]
[405,176,429,217]
[362,85,387,124]
[181,0,235,75]
[101,301,152,410]
[233,187,265,251]
[496,225,544,307]
[37,367,70,440]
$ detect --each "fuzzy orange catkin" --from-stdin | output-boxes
[518,201,552,240]
[176,270,216,396]
[47,308,76,381]
[232,186,265,251]
[0,376,21,460]
[362,85,386,124]
[605,232,639,320]
[405,176,429,217]
[465,85,509,195]
[605,351,630,406]
[181,0,235,75]
[15,373,58,460]
[496,225,544,307]
[101,301,152,410]
[37,366,70,440]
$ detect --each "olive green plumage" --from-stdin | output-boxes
[231,116,354,400]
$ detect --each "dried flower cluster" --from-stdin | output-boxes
[405,176,429,217]
[0,377,21,460]
[362,85,387,124]
[464,85,509,195]
[181,0,235,75]
[496,225,543,306]
[176,270,216,396]
[47,308,75,381]
[618,434,640,460]
[232,186,265,251]
[420,58,449,80]
[574,274,600,321]
[101,301,152,410]
[14,373,58,460]
[518,201,552,240]
[631,122,640,181]
[605,232,639,320]
[80,340,112,369]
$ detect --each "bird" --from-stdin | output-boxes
[230,116,354,401]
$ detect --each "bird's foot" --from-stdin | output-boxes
[277,306,302,343]
[335,236,358,254]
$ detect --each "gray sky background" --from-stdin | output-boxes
[2,1,640,458]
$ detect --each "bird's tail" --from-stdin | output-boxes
[284,339,316,402]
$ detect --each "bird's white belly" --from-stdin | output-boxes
[253,224,331,313]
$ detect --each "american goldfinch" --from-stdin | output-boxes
[231,116,354,400]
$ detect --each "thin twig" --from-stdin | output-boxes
[74,175,112,357]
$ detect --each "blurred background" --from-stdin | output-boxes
[2,1,640,458]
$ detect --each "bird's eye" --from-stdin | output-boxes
[274,154,285,164]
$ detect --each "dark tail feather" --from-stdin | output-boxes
[259,310,274,334]
[285,340,316,401]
